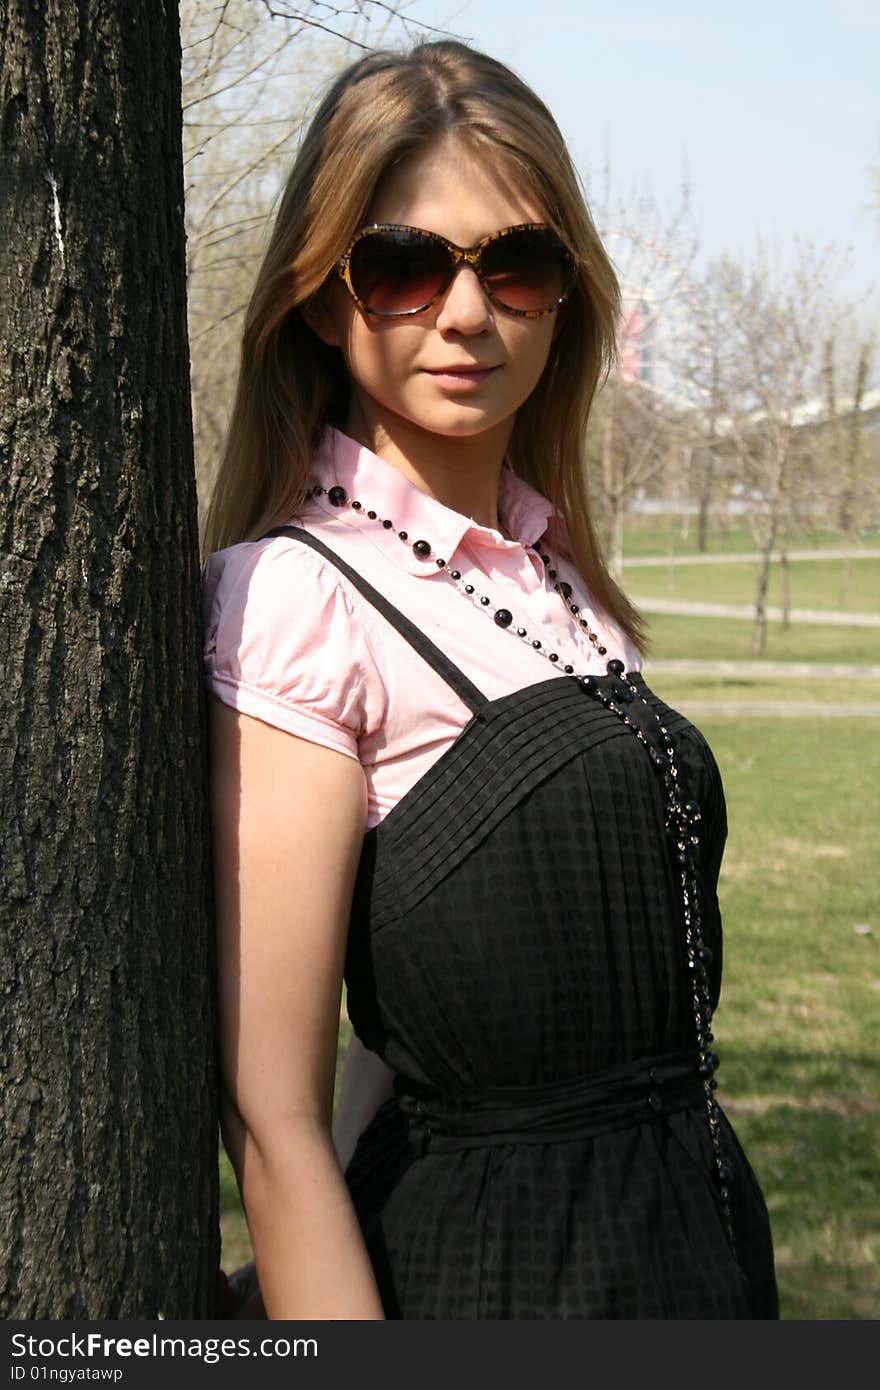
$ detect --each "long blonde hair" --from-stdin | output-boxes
[200,39,646,651]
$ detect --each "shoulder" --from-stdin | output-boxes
[201,528,388,751]
[203,526,351,614]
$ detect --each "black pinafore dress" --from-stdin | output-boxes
[262,525,780,1320]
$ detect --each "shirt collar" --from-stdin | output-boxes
[306,426,572,576]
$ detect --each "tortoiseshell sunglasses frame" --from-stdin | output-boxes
[337,222,578,319]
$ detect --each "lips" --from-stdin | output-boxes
[424,364,500,380]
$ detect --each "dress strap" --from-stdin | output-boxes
[257,525,489,715]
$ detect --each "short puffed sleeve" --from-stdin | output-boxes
[201,535,388,760]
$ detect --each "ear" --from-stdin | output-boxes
[300,285,344,348]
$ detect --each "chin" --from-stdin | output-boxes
[403,404,515,440]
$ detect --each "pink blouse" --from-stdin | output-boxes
[202,425,641,831]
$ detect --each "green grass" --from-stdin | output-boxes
[620,519,880,560]
[627,557,880,614]
[647,675,880,708]
[642,614,880,664]
[696,717,880,1319]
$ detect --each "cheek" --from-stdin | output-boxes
[507,320,557,391]
[340,321,419,398]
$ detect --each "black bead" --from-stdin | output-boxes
[685,800,702,822]
[328,485,347,506]
[494,608,513,628]
[564,664,574,674]
[698,1052,720,1078]
[382,518,393,529]
[560,581,573,598]
[437,558,446,567]
[548,568,557,579]
[698,946,713,965]
[464,584,475,595]
[606,658,625,677]
[516,627,527,637]
[367,509,377,519]
[581,675,595,692]
[549,652,559,662]
[413,539,432,558]
[352,500,362,509]
[597,645,607,656]
[480,595,490,605]
[449,569,461,580]
[541,553,550,564]
[398,530,408,540]
[532,639,542,649]
[716,1159,733,1184]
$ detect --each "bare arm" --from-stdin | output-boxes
[210,696,386,1320]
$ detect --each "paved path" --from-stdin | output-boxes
[644,659,880,679]
[632,597,880,627]
[624,547,880,568]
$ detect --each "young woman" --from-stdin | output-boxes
[202,40,779,1320]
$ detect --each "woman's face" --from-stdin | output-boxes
[309,135,561,452]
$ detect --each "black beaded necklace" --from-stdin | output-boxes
[308,479,736,1256]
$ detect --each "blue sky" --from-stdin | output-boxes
[405,0,878,313]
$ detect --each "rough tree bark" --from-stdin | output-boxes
[0,0,218,1316]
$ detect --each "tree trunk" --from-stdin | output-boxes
[696,445,715,553]
[750,535,773,658]
[838,341,872,535]
[750,440,788,658]
[0,0,218,1317]
[780,545,790,628]
[697,351,721,554]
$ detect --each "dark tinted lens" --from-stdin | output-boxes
[480,227,575,311]
[348,230,451,314]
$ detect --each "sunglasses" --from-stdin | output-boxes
[337,222,578,319]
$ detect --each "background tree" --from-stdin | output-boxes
[0,0,216,1316]
[584,168,700,574]
[699,244,847,655]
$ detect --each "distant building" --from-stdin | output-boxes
[618,299,653,384]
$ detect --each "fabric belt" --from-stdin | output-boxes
[393,1050,707,1156]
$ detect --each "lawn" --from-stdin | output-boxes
[695,716,880,1320]
[647,674,880,709]
[626,557,880,614]
[620,519,880,560]
[641,614,880,665]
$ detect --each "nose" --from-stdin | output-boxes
[434,263,494,334]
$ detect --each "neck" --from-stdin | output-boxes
[344,396,513,532]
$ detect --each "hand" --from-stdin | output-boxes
[217,1261,266,1318]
